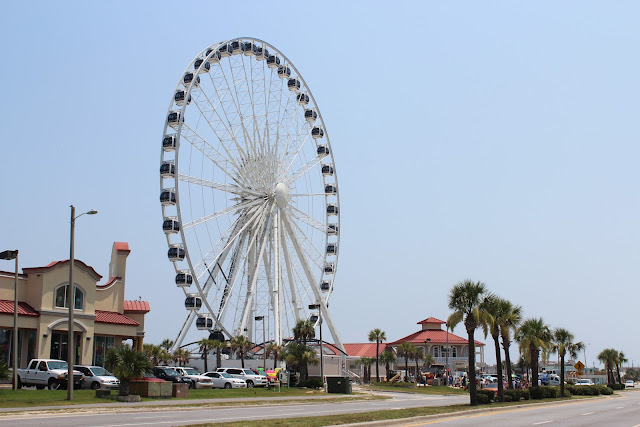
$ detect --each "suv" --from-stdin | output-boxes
[171,367,214,389]
[216,367,268,388]
[574,379,595,386]
[153,366,188,384]
[75,365,120,390]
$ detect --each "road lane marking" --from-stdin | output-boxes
[581,412,593,415]
[533,421,552,425]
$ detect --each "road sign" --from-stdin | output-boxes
[574,361,585,371]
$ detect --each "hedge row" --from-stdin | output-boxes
[566,385,613,396]
[475,384,618,405]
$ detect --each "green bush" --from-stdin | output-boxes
[503,394,513,402]
[298,377,324,388]
[0,363,9,380]
[530,386,543,399]
[598,385,613,395]
[567,385,601,396]
[562,388,572,397]
[504,389,520,401]
[520,389,530,400]
[477,389,495,403]
[610,383,625,390]
[477,393,490,404]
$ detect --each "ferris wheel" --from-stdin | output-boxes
[159,37,344,352]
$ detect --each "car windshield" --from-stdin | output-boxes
[183,368,199,375]
[91,367,111,376]
[160,369,179,377]
[220,373,234,378]
[48,361,68,370]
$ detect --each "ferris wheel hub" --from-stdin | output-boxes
[274,182,289,208]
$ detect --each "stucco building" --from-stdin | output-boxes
[0,242,149,368]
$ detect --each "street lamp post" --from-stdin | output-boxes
[67,205,97,400]
[1,250,19,391]
[309,304,323,384]
[255,316,265,371]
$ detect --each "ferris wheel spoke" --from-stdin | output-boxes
[284,156,324,186]
[286,205,327,233]
[287,215,325,270]
[183,198,265,229]
[178,174,263,198]
[280,213,303,321]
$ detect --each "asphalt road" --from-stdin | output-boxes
[400,389,640,427]
[0,391,467,426]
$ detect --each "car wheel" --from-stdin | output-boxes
[224,382,232,389]
[189,381,195,389]
[91,382,101,390]
[48,379,61,390]
[246,380,254,388]
[17,378,22,389]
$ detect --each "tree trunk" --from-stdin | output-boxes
[493,332,504,402]
[376,341,380,382]
[385,361,391,381]
[241,350,245,368]
[203,348,209,373]
[405,356,409,381]
[502,335,514,390]
[467,327,478,406]
[216,350,222,369]
[119,379,130,397]
[560,352,565,397]
[616,363,621,384]
[531,346,539,387]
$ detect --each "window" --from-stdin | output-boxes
[93,336,115,366]
[54,284,84,310]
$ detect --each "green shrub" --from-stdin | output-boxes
[477,389,495,402]
[503,389,519,401]
[298,377,324,388]
[0,363,9,380]
[610,383,625,390]
[530,386,543,399]
[562,388,572,397]
[520,389,530,400]
[477,393,490,404]
[598,385,613,395]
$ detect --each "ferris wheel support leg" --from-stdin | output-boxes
[281,212,345,353]
[280,214,302,322]
[239,206,274,337]
[273,209,282,346]
[172,310,198,352]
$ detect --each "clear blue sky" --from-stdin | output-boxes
[2,1,638,368]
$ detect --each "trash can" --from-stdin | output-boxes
[326,376,352,394]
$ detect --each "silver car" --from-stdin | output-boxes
[204,371,247,389]
[76,365,120,390]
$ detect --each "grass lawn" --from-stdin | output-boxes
[367,383,469,395]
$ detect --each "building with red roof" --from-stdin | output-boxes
[0,242,150,368]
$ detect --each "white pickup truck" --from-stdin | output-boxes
[17,359,84,390]
[171,366,214,389]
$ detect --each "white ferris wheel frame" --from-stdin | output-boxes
[159,37,344,353]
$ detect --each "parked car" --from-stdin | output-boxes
[75,365,120,390]
[153,366,188,383]
[17,359,84,390]
[215,367,268,387]
[625,380,635,389]
[574,379,595,386]
[135,372,166,382]
[171,367,214,389]
[204,371,247,389]
[543,374,563,386]
[484,382,499,395]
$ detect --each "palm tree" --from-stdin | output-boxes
[173,348,186,365]
[413,346,425,382]
[368,328,386,382]
[397,342,415,381]
[423,353,434,369]
[482,295,507,401]
[160,338,174,352]
[498,299,522,390]
[552,328,584,397]
[142,343,163,366]
[105,344,152,397]
[266,343,281,370]
[159,349,172,366]
[211,339,224,370]
[359,357,374,383]
[293,320,315,346]
[380,350,396,381]
[198,338,216,373]
[447,279,491,406]
[616,351,627,384]
[516,318,552,388]
[597,348,618,386]
[282,342,317,382]
[230,335,252,368]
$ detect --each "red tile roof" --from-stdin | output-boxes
[95,310,139,326]
[343,343,389,358]
[388,329,485,346]
[23,259,102,281]
[0,300,39,317]
[417,317,446,325]
[123,300,150,313]
[114,242,130,253]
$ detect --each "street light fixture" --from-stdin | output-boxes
[308,303,323,384]
[0,249,19,391]
[255,316,265,371]
[68,205,97,400]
